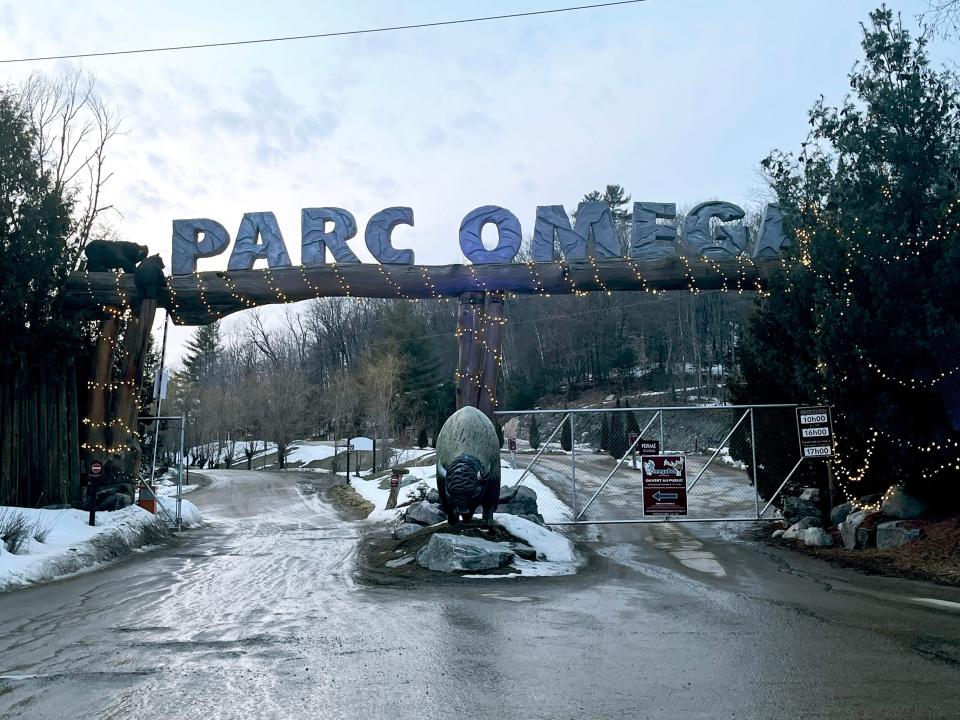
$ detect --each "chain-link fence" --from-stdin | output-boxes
[495,404,801,524]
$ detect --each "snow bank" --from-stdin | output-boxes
[156,497,203,529]
[494,513,576,562]
[0,505,169,592]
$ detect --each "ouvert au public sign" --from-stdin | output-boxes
[170,200,788,275]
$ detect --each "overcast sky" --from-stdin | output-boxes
[0,0,950,363]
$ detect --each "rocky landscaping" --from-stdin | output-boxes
[766,485,960,586]
[357,482,581,580]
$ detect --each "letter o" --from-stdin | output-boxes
[458,205,521,264]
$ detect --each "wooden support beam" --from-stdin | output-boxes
[455,292,504,420]
[63,258,778,326]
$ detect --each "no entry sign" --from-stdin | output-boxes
[796,406,834,458]
[90,461,102,477]
[641,454,687,516]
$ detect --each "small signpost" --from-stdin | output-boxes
[507,437,517,468]
[796,406,835,458]
[385,467,409,510]
[641,454,687,516]
[88,460,103,526]
[343,443,354,482]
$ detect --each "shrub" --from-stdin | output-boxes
[0,509,30,554]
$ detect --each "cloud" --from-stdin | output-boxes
[201,67,340,166]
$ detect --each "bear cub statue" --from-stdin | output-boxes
[134,254,166,300]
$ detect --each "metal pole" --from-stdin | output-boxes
[750,408,760,519]
[346,446,351,483]
[577,411,660,520]
[178,414,185,531]
[659,410,665,450]
[509,413,569,488]
[148,314,169,488]
[687,409,751,492]
[759,457,806,517]
[570,413,577,516]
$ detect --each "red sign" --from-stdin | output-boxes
[90,461,103,477]
[641,454,687,516]
[508,438,517,452]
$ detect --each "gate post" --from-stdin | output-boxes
[570,413,577,516]
[750,407,760,518]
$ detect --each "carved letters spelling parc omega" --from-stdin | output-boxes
[171,200,788,275]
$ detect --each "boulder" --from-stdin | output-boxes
[855,526,876,550]
[519,513,546,526]
[772,529,785,539]
[416,534,515,572]
[508,542,539,561]
[876,521,922,550]
[782,496,820,524]
[497,485,539,516]
[783,516,822,540]
[841,510,869,550]
[393,523,423,540]
[404,501,446,526]
[97,492,132,511]
[802,527,833,547]
[830,501,854,527]
[881,486,928,520]
[399,475,420,488]
[799,487,820,503]
[426,488,440,504]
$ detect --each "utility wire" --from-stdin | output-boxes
[0,1,649,64]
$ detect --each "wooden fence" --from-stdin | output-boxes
[0,355,81,507]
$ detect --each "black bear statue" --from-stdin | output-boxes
[134,254,166,300]
[84,240,149,273]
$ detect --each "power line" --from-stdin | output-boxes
[0,1,649,64]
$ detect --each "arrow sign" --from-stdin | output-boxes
[652,491,678,502]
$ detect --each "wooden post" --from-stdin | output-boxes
[109,299,158,484]
[455,292,504,421]
[84,313,120,461]
[479,294,504,417]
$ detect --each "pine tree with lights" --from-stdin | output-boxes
[733,8,960,504]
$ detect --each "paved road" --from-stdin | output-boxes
[1,470,959,719]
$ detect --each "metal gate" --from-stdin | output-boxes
[495,404,800,524]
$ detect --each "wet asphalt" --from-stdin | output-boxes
[1,469,959,720]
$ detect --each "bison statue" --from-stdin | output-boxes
[436,406,501,526]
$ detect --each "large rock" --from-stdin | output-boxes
[416,534,515,572]
[830,502,854,527]
[881,486,928,520]
[498,485,539,516]
[876,521,922,549]
[841,510,869,550]
[393,523,423,540]
[404,501,446,526]
[426,488,440,504]
[799,487,820,503]
[783,516,822,540]
[803,527,833,547]
[782,496,820,524]
[855,526,876,550]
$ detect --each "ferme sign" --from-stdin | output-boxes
[170,200,787,275]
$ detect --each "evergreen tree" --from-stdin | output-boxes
[560,413,572,452]
[600,413,610,451]
[609,399,627,459]
[182,321,221,383]
[733,9,960,502]
[528,416,541,450]
[0,87,76,355]
[495,419,505,448]
[625,410,641,445]
[417,428,428,449]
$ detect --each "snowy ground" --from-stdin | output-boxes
[0,505,168,592]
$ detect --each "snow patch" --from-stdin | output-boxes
[0,505,170,592]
